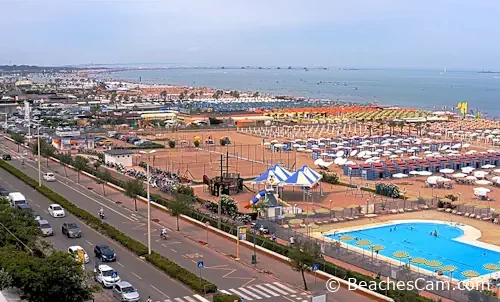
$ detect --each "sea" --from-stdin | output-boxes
[97,68,500,118]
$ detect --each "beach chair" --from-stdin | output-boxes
[398,209,405,213]
[451,210,457,214]
[464,213,470,217]
[413,206,419,211]
[346,217,354,221]
[445,208,452,213]
[469,214,476,219]
[457,212,463,215]
[437,208,445,212]
[405,208,413,212]
[494,218,498,224]
[316,221,323,225]
[330,218,339,223]
[476,215,482,220]
[422,205,430,210]
[299,223,307,228]
[390,209,398,214]
[353,216,359,220]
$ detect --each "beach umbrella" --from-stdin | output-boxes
[356,239,372,256]
[409,170,421,176]
[483,263,500,279]
[410,257,427,273]
[340,235,354,251]
[392,173,408,178]
[283,212,295,218]
[482,164,496,169]
[419,171,433,176]
[425,260,442,270]
[494,169,500,174]
[439,168,455,174]
[452,173,467,178]
[441,265,458,286]
[475,179,492,185]
[462,270,479,279]
[392,251,409,265]
[474,171,488,178]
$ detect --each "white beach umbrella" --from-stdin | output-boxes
[389,155,398,159]
[466,175,477,181]
[305,149,313,153]
[393,173,408,178]
[292,143,301,148]
[482,164,496,169]
[474,187,491,194]
[271,139,279,143]
[475,180,492,185]
[297,147,305,152]
[264,142,271,146]
[452,173,467,178]
[419,171,433,176]
[494,169,500,174]
[439,169,455,174]
[409,171,421,175]
[474,171,488,178]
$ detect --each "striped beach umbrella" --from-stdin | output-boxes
[356,239,371,256]
[392,251,409,265]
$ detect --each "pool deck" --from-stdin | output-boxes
[310,211,500,285]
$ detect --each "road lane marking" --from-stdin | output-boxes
[263,283,289,295]
[238,287,262,299]
[228,288,253,300]
[273,282,296,293]
[255,284,280,297]
[35,204,41,208]
[116,262,124,267]
[85,240,93,246]
[193,295,210,302]
[246,286,271,298]
[43,210,48,214]
[173,298,183,302]
[183,296,197,302]
[170,249,177,253]
[219,290,232,295]
[131,272,142,280]
[150,285,169,298]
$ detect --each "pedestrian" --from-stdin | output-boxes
[290,236,295,246]
[271,233,276,242]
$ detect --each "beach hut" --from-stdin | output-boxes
[252,164,293,184]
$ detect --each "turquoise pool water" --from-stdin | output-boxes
[326,222,500,280]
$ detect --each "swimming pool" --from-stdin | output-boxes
[326,221,500,280]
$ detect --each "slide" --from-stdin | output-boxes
[247,191,292,208]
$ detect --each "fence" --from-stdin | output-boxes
[257,216,498,302]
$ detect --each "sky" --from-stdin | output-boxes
[1,0,499,69]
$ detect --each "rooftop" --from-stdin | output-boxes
[104,149,134,156]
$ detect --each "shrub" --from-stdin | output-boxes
[220,138,227,146]
[193,140,200,148]
[0,160,216,294]
[213,293,239,302]
[168,140,176,148]
[319,171,339,184]
[176,184,194,196]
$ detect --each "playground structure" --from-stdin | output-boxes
[203,153,244,196]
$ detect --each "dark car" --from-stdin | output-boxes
[16,204,33,218]
[2,154,11,160]
[62,222,82,238]
[94,244,116,262]
[0,186,8,196]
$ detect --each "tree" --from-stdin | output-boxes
[58,153,73,177]
[32,139,56,167]
[160,90,167,100]
[90,104,100,120]
[397,121,405,135]
[93,160,101,171]
[179,92,185,100]
[0,269,12,290]
[193,140,200,148]
[74,156,88,183]
[168,140,176,148]
[168,194,193,231]
[124,179,144,211]
[189,93,196,99]
[97,170,112,196]
[11,133,24,152]
[387,121,397,136]
[288,239,322,291]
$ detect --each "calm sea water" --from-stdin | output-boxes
[101,68,500,117]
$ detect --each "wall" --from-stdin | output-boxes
[104,153,132,167]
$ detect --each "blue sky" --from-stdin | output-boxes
[1,0,499,69]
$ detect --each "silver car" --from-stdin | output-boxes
[38,220,54,236]
[112,281,140,302]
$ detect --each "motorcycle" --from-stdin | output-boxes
[98,212,105,219]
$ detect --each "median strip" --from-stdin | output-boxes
[0,159,217,294]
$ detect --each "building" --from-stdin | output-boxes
[104,149,134,167]
[51,130,95,151]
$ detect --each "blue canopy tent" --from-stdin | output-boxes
[252,164,293,184]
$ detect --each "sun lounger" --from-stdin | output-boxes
[299,223,307,228]
[405,208,413,212]
[346,217,354,221]
[456,212,463,215]
[398,209,405,213]
[452,210,457,214]
[423,205,430,210]
[330,218,339,223]
[483,216,492,221]
[494,218,498,224]
[413,207,419,211]
[476,215,482,220]
[469,214,476,218]
[437,208,445,212]
[316,221,323,225]
[353,216,359,220]
[445,208,451,213]
[322,221,328,225]
[464,213,470,217]
[390,209,398,214]
[337,217,345,222]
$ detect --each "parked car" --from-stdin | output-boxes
[112,281,140,302]
[38,220,54,236]
[68,246,90,264]
[62,222,82,238]
[2,154,11,160]
[94,244,116,262]
[0,186,9,196]
[16,204,33,218]
[43,173,56,182]
[48,204,65,218]
[94,264,120,288]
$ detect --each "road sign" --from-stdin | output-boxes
[312,264,319,271]
[111,271,117,278]
[197,261,204,269]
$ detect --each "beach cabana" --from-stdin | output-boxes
[252,164,293,184]
[284,169,319,188]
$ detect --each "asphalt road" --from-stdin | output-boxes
[0,137,372,302]
[0,162,195,301]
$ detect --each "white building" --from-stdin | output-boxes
[104,149,134,167]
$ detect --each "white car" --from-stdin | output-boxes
[48,204,65,218]
[68,246,90,264]
[94,264,121,288]
[43,173,56,182]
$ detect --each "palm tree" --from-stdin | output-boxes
[96,170,112,196]
[387,121,397,136]
[168,194,193,231]
[397,121,405,135]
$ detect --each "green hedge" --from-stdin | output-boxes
[213,293,240,302]
[0,160,217,294]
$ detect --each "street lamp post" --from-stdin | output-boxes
[252,228,257,266]
[140,149,157,255]
[205,221,210,245]
[37,125,41,187]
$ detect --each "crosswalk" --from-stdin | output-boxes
[161,282,310,302]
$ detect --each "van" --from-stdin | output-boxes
[8,192,27,208]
